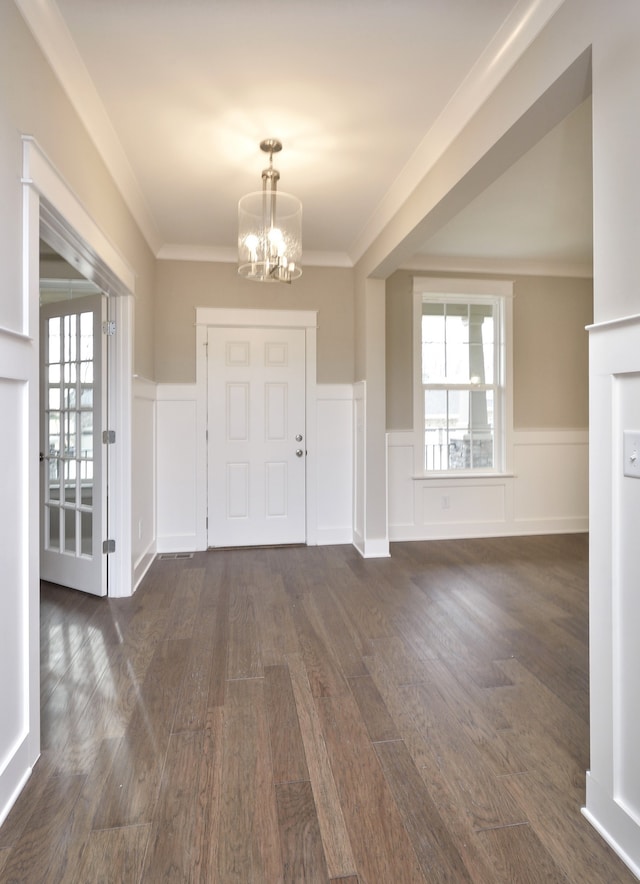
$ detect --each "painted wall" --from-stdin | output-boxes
[1,5,156,379]
[386,270,593,431]
[154,260,354,385]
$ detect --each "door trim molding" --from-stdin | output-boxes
[195,307,318,549]
[23,136,134,597]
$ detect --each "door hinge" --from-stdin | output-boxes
[102,320,116,336]
[103,539,116,554]
[102,430,116,444]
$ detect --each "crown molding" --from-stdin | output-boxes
[14,0,163,255]
[348,0,567,265]
[401,252,592,279]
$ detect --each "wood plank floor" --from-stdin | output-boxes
[1,534,637,883]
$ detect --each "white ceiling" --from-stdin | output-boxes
[18,0,592,275]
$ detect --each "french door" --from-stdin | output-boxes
[207,326,306,547]
[40,294,108,596]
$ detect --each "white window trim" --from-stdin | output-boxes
[412,277,514,478]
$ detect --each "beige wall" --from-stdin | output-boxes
[0,2,156,378]
[385,269,593,431]
[512,275,592,427]
[154,260,355,384]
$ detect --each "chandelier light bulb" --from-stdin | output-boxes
[238,140,302,283]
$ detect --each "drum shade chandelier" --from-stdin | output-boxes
[238,139,302,283]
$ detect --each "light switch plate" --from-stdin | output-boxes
[623,431,640,478]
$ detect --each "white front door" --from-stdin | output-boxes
[207,326,306,547]
[40,294,107,596]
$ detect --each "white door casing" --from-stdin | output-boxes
[207,325,306,547]
[40,293,107,595]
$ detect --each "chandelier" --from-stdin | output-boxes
[238,139,302,283]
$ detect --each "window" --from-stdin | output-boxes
[414,278,512,475]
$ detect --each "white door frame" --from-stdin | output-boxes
[195,307,318,550]
[23,136,135,598]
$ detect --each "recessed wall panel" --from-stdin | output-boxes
[0,379,26,756]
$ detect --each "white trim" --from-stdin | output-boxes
[402,254,593,279]
[156,383,198,401]
[196,307,317,329]
[412,278,514,478]
[587,313,640,333]
[22,136,135,599]
[359,537,391,559]
[413,276,515,296]
[195,308,318,550]
[104,265,134,597]
[584,776,640,880]
[22,138,136,294]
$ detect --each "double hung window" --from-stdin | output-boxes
[414,278,512,475]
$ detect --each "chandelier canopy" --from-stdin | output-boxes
[238,139,302,283]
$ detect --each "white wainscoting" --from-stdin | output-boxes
[352,381,366,555]
[132,376,157,587]
[583,313,640,878]
[315,385,354,545]
[388,428,588,540]
[156,384,198,553]
[0,331,36,827]
[155,382,354,551]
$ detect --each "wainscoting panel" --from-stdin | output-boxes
[0,323,38,829]
[156,384,198,553]
[513,430,589,531]
[155,383,354,551]
[388,428,588,541]
[584,313,640,878]
[315,385,353,545]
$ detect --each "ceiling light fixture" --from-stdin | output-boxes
[238,139,302,283]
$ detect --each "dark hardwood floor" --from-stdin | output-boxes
[0,535,636,882]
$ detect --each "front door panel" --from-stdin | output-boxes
[207,326,306,547]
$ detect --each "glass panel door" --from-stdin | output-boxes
[41,294,107,596]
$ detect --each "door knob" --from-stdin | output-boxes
[296,449,304,457]
[295,434,303,442]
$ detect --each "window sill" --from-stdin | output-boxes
[411,472,515,481]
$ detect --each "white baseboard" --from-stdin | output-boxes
[584,773,640,880]
[133,546,156,591]
[315,526,353,545]
[390,517,588,542]
[356,537,390,558]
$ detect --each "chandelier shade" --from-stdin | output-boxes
[238,140,302,283]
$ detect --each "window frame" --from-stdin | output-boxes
[413,277,513,478]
